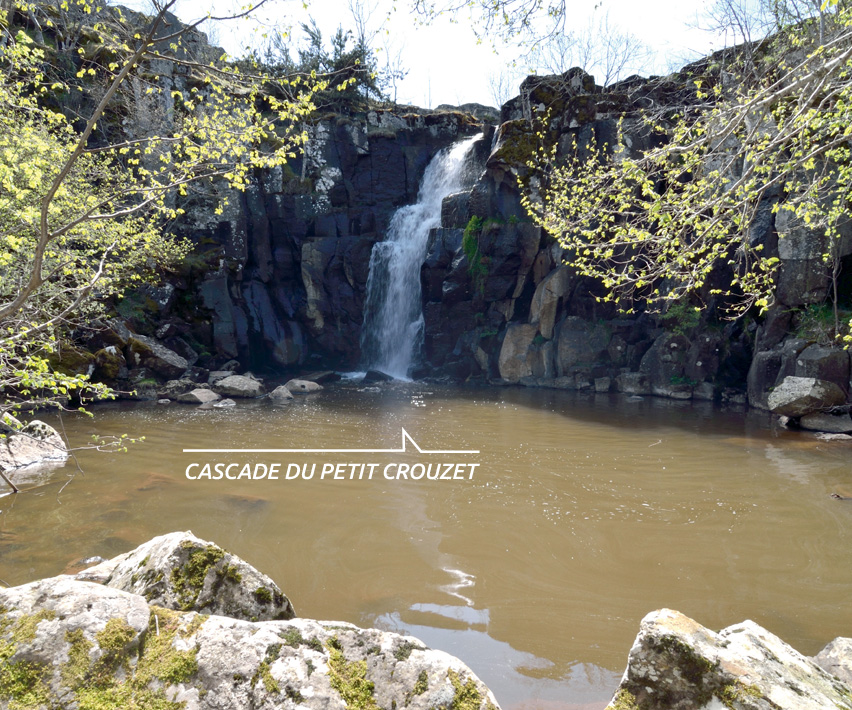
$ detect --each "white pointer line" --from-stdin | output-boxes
[182,428,479,455]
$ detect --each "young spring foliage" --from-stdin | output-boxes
[0,0,325,415]
[522,6,852,343]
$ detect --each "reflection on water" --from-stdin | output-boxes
[2,384,852,710]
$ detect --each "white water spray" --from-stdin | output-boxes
[360,135,481,378]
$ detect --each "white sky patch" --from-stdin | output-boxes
[121,0,728,107]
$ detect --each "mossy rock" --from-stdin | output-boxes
[46,346,96,376]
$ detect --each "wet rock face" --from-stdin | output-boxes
[607,609,852,710]
[184,113,482,372]
[0,534,500,710]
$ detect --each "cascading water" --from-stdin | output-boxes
[360,134,482,379]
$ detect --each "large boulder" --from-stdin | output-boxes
[126,334,189,379]
[0,535,499,710]
[77,531,294,621]
[213,374,266,398]
[767,376,847,417]
[529,267,573,340]
[606,608,852,710]
[498,323,538,382]
[555,316,611,377]
[813,637,852,687]
[0,420,68,480]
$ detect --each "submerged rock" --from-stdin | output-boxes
[0,534,499,710]
[362,370,394,384]
[268,385,295,403]
[76,531,294,622]
[284,379,324,394]
[606,608,852,710]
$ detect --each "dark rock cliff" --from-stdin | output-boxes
[46,11,847,418]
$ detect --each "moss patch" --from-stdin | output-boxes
[326,636,379,710]
[413,670,428,696]
[253,587,272,604]
[393,640,424,661]
[448,669,493,710]
[55,608,199,709]
[282,627,323,652]
[170,542,225,610]
[134,608,199,686]
[0,610,55,708]
[609,688,640,710]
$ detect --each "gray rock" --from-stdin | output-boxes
[498,323,538,383]
[0,420,68,472]
[126,334,189,379]
[815,432,852,441]
[177,389,222,405]
[214,398,236,408]
[213,375,266,398]
[284,379,324,394]
[813,637,852,687]
[768,376,847,417]
[594,377,612,393]
[0,539,499,710]
[794,344,851,390]
[269,385,294,404]
[606,608,852,710]
[798,411,852,433]
[616,372,651,396]
[529,267,573,340]
[207,370,233,385]
[77,531,295,621]
[362,370,394,384]
[158,378,198,398]
[555,317,611,377]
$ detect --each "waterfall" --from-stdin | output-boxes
[360,134,481,379]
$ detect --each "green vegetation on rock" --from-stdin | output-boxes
[170,542,225,610]
[448,669,493,710]
[326,636,380,710]
[463,216,489,296]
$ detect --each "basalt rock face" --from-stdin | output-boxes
[417,67,852,416]
[0,534,500,710]
[179,111,482,374]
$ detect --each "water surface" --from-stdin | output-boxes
[2,384,851,710]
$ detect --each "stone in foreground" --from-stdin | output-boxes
[767,376,846,418]
[813,637,852,687]
[0,534,499,710]
[76,531,294,621]
[606,608,852,710]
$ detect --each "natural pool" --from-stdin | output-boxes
[2,383,851,710]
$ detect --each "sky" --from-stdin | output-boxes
[134,0,733,109]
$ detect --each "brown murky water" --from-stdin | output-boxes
[2,383,852,709]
